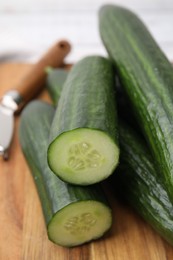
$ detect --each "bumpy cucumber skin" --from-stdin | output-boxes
[114,122,173,246]
[19,101,112,245]
[46,67,173,245]
[46,68,139,133]
[45,45,173,246]
[48,55,118,148]
[99,5,173,201]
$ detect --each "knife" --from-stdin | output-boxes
[0,40,71,160]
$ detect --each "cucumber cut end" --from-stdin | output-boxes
[48,200,112,247]
[48,128,119,185]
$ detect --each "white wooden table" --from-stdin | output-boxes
[0,0,173,63]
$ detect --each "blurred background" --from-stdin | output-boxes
[0,0,173,63]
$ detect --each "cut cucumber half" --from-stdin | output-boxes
[48,128,119,185]
[48,200,112,247]
[48,56,119,185]
[19,100,112,247]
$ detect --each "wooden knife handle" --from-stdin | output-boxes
[14,40,71,103]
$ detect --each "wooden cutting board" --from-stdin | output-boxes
[0,63,173,260]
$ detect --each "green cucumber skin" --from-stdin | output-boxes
[46,68,68,104]
[114,122,173,245]
[46,68,138,131]
[46,68,140,134]
[99,5,173,200]
[46,63,173,245]
[48,55,118,146]
[19,101,111,226]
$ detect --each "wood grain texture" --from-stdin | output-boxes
[15,40,71,103]
[0,63,173,260]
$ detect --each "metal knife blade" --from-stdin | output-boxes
[0,105,14,160]
[0,90,22,159]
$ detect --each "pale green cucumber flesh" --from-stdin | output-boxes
[48,128,119,185]
[48,200,112,247]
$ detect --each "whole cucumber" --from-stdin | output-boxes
[99,5,173,201]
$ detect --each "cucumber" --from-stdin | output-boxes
[46,65,173,245]
[46,68,141,136]
[114,122,173,245]
[19,101,112,247]
[46,67,138,132]
[46,64,173,246]
[48,56,119,185]
[99,5,173,200]
[46,68,68,104]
